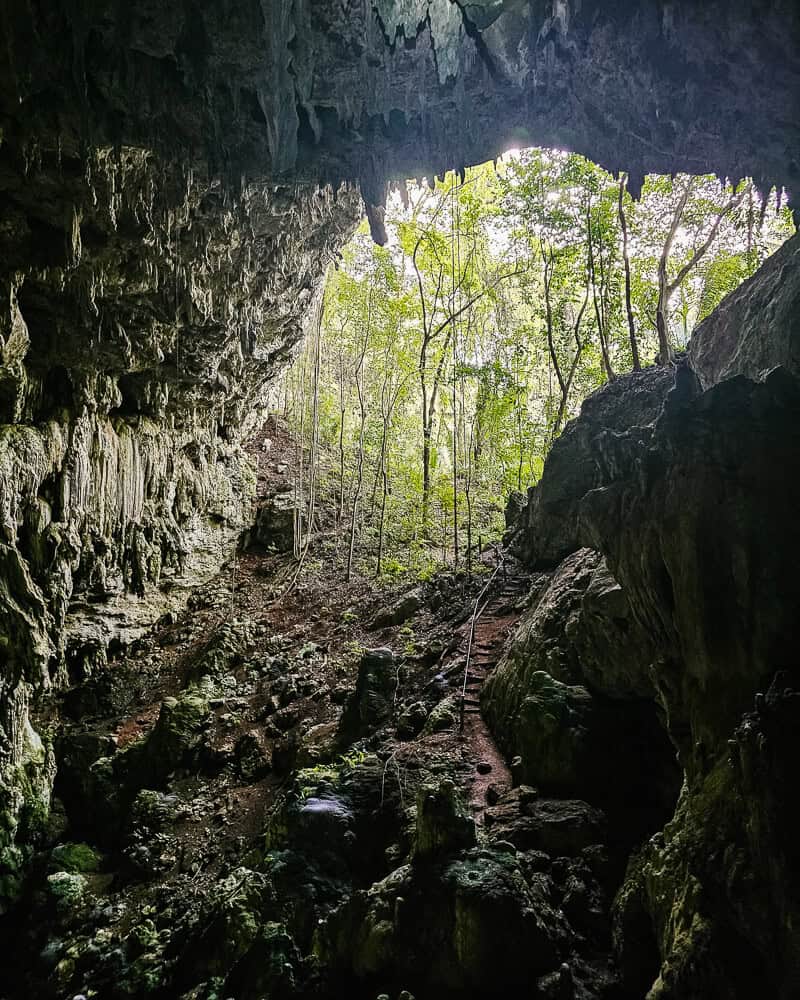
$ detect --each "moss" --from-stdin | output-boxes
[50,842,102,874]
[422,695,459,734]
[47,870,88,910]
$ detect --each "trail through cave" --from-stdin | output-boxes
[2,2,800,999]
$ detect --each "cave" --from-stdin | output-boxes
[1,3,800,999]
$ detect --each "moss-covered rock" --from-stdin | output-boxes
[414,781,476,859]
[49,841,102,874]
[46,870,88,911]
[320,846,566,993]
[422,694,459,735]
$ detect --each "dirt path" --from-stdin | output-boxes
[440,570,529,826]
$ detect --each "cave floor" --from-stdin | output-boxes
[8,421,564,1000]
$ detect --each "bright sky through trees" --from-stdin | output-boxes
[278,148,793,581]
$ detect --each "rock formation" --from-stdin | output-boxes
[1,1,799,996]
[486,231,800,996]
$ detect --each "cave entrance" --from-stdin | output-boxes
[274,147,793,582]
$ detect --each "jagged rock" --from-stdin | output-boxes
[49,842,102,875]
[123,789,178,877]
[46,871,87,913]
[514,367,675,567]
[422,694,459,734]
[483,558,680,842]
[519,361,800,992]
[343,647,398,735]
[321,846,565,993]
[246,492,298,552]
[486,670,595,791]
[136,690,210,782]
[233,732,272,781]
[490,548,656,700]
[414,781,476,859]
[689,231,800,386]
[396,701,428,739]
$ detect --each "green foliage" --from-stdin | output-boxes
[279,150,793,582]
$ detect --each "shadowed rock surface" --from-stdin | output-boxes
[1,2,800,997]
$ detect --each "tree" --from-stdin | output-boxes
[278,148,793,584]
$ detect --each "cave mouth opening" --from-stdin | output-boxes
[275,146,793,583]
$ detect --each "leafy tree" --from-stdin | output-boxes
[278,148,793,582]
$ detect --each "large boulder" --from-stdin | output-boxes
[483,550,679,842]
[341,647,398,735]
[413,781,476,859]
[246,492,298,552]
[515,367,675,567]
[486,548,657,701]
[485,788,607,857]
[320,848,564,994]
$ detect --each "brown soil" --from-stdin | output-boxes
[51,415,528,877]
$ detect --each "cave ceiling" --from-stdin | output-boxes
[0,0,798,421]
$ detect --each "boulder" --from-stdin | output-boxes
[486,792,606,857]
[369,589,423,630]
[515,366,675,568]
[342,648,398,735]
[320,847,565,993]
[396,702,428,739]
[689,231,800,386]
[246,492,298,552]
[483,550,680,842]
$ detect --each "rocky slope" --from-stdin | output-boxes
[484,232,800,997]
[1,1,799,996]
[0,427,638,999]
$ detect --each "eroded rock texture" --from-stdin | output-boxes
[488,233,800,996]
[1,0,799,993]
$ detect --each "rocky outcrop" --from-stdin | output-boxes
[496,287,800,993]
[487,548,657,700]
[689,231,800,387]
[513,367,675,566]
[483,547,680,852]
[578,365,800,997]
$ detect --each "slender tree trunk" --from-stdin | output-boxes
[655,276,672,363]
[618,174,641,371]
[293,353,307,560]
[657,178,746,363]
[541,243,568,430]
[346,292,372,583]
[373,360,393,575]
[586,203,616,381]
[552,280,589,439]
[337,345,346,524]
[376,463,389,577]
[463,378,474,580]
[656,178,693,363]
[421,421,432,531]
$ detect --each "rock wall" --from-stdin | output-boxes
[489,236,800,995]
[0,140,360,905]
[0,0,799,975]
[689,231,800,387]
[585,365,800,998]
